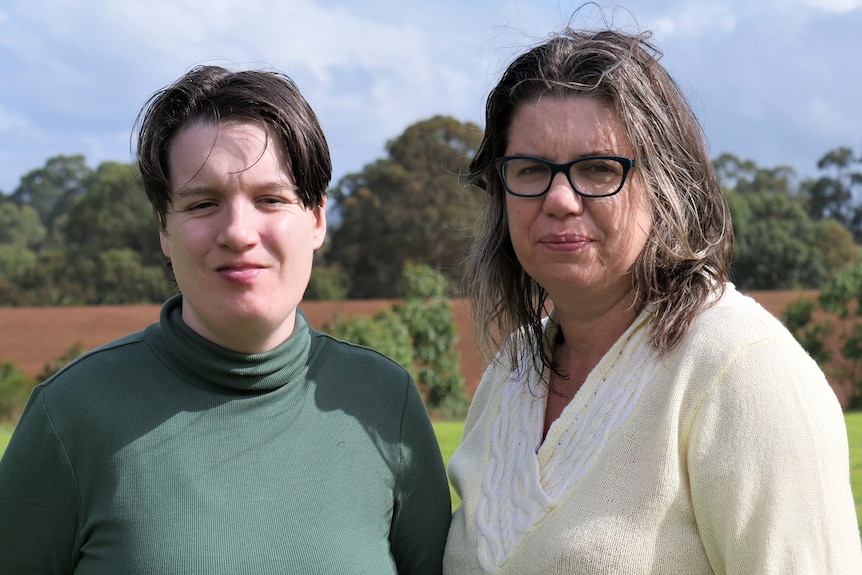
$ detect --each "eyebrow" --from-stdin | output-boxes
[171,182,298,198]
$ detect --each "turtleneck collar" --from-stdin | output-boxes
[146,295,314,392]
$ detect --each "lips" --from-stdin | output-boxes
[539,234,591,251]
[217,263,267,284]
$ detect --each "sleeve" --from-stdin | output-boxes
[0,387,81,573]
[389,374,452,575]
[688,334,862,574]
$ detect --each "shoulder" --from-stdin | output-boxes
[307,328,419,414]
[22,329,153,437]
[679,284,809,368]
[672,285,838,429]
[695,285,789,338]
[39,329,150,391]
[310,328,412,380]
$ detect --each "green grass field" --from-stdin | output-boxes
[1,416,860,529]
[432,420,464,509]
[0,423,12,455]
[846,411,862,530]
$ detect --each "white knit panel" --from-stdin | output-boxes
[474,313,656,574]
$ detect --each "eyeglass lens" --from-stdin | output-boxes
[501,157,627,197]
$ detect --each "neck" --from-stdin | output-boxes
[551,289,642,366]
[182,306,298,354]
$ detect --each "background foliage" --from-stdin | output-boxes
[2,116,862,408]
[1,119,861,303]
[325,263,467,416]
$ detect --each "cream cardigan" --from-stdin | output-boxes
[443,285,862,574]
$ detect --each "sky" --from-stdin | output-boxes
[1,0,861,195]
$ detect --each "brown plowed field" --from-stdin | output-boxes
[0,299,485,399]
[0,290,854,406]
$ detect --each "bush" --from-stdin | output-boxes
[324,263,468,417]
[325,309,414,372]
[38,341,86,382]
[0,360,34,421]
[394,262,467,417]
[781,297,833,364]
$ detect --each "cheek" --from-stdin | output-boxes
[619,200,653,258]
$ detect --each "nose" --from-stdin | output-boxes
[542,171,584,216]
[217,199,258,250]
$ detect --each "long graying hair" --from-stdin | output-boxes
[464,28,733,374]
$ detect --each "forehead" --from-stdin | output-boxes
[505,98,631,162]
[167,121,293,190]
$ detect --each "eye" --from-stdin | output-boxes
[257,195,298,209]
[574,159,622,181]
[506,159,549,181]
[185,200,217,212]
[260,196,286,205]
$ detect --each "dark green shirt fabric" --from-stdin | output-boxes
[0,295,451,574]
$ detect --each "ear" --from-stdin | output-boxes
[311,196,327,250]
[160,228,171,258]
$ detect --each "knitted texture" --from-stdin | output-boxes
[444,285,862,575]
[474,313,657,572]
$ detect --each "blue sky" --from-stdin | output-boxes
[1,0,860,194]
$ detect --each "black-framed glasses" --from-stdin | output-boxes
[495,155,635,198]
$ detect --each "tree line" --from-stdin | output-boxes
[1,114,861,305]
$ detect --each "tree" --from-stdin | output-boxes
[4,249,95,305]
[12,155,92,237]
[714,152,798,195]
[305,264,350,301]
[716,153,831,290]
[815,218,861,276]
[64,162,164,267]
[323,263,467,415]
[0,245,37,280]
[95,248,172,304]
[328,115,483,298]
[801,146,862,239]
[781,296,832,365]
[0,201,45,248]
[726,187,827,290]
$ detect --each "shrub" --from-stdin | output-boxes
[38,341,86,382]
[394,262,467,417]
[325,309,414,372]
[0,360,34,421]
[324,262,468,417]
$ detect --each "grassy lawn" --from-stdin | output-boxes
[845,411,862,531]
[432,420,464,509]
[0,423,13,455]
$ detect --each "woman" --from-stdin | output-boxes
[443,27,862,574]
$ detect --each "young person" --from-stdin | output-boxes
[0,65,451,574]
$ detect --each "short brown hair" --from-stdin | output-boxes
[134,65,331,229]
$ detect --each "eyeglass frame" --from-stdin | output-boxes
[494,154,635,198]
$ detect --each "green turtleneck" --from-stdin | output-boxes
[0,295,451,574]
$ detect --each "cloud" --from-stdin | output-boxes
[795,0,862,12]
[645,3,738,39]
[0,0,860,192]
[0,105,28,133]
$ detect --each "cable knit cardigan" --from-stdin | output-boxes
[443,285,862,574]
